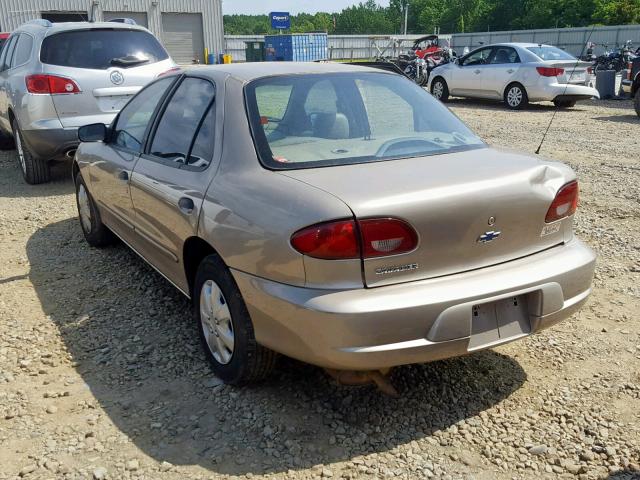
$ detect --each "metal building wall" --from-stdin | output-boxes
[0,0,225,58]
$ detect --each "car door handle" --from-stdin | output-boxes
[117,170,129,181]
[474,69,481,74]
[178,197,195,214]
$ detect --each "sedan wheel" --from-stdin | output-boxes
[77,183,93,234]
[505,84,528,110]
[200,279,235,365]
[74,174,115,247]
[194,254,277,385]
[431,78,449,102]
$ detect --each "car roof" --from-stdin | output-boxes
[16,21,149,36]
[487,42,556,48]
[186,61,393,82]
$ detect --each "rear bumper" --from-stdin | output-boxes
[527,84,600,102]
[233,239,596,370]
[21,127,79,161]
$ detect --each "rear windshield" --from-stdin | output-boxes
[40,29,168,69]
[527,46,575,61]
[245,72,484,169]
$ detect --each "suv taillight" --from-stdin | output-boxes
[291,218,418,260]
[26,74,80,94]
[536,67,565,77]
[157,67,182,78]
[545,181,579,223]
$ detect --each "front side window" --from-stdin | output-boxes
[527,46,575,61]
[113,77,174,152]
[462,47,492,66]
[246,72,484,169]
[41,29,169,69]
[149,78,214,165]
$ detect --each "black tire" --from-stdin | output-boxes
[635,88,640,118]
[194,254,277,385]
[553,99,577,108]
[12,118,50,184]
[431,77,449,102]
[75,174,115,247]
[504,83,529,110]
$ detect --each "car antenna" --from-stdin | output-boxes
[535,25,596,155]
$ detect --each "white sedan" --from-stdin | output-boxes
[428,43,599,109]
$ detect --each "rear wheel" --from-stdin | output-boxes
[553,99,577,108]
[12,118,50,184]
[194,254,277,385]
[431,77,449,102]
[504,83,528,110]
[635,88,640,118]
[75,174,115,247]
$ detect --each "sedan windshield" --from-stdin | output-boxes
[527,46,576,61]
[245,72,485,169]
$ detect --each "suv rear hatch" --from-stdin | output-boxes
[39,28,176,127]
[282,148,574,287]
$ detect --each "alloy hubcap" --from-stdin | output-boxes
[77,184,92,233]
[14,130,26,174]
[200,279,235,365]
[433,81,444,99]
[507,87,523,107]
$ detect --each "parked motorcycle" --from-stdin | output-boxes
[593,41,635,72]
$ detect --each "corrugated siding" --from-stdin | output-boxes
[0,0,224,61]
[449,25,640,56]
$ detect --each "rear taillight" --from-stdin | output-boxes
[157,67,182,78]
[536,67,565,77]
[291,218,418,260]
[26,74,80,94]
[359,218,418,258]
[545,181,579,223]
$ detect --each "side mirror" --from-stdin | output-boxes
[78,123,107,142]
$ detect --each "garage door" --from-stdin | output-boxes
[161,13,204,65]
[102,11,148,28]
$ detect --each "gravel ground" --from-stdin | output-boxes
[1,98,639,480]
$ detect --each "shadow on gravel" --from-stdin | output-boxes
[608,471,640,480]
[445,98,559,112]
[27,218,527,476]
[592,115,639,125]
[0,150,73,198]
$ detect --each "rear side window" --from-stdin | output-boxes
[149,78,215,166]
[527,46,575,61]
[12,34,33,67]
[0,35,17,71]
[40,29,169,69]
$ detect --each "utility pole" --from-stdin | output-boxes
[403,2,409,35]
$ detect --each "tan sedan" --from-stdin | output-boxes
[73,62,596,385]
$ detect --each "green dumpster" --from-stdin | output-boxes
[244,41,265,62]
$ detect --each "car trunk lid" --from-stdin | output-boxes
[545,61,591,85]
[281,148,574,287]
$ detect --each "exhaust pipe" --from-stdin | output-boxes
[65,148,77,159]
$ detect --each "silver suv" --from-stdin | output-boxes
[0,19,177,184]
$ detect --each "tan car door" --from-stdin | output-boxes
[129,76,218,294]
[88,76,175,245]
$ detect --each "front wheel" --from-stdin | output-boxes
[504,83,529,110]
[12,119,50,184]
[75,174,115,247]
[194,254,277,385]
[553,99,577,108]
[431,77,449,102]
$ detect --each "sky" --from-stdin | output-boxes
[222,0,390,15]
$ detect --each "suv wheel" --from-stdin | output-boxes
[12,119,50,184]
[635,88,640,118]
[194,254,278,385]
